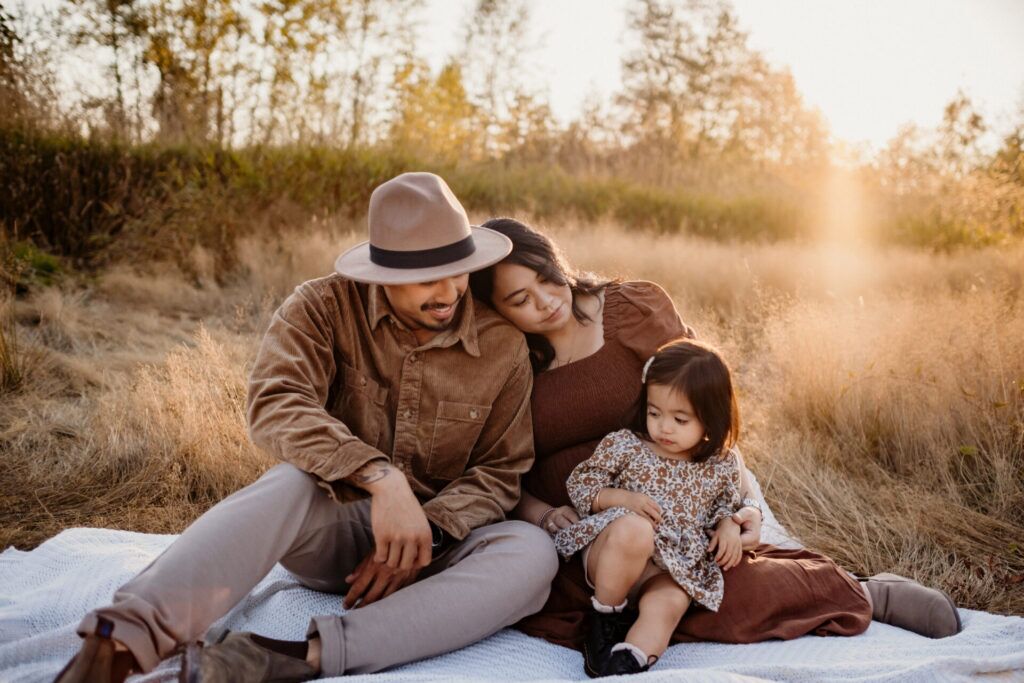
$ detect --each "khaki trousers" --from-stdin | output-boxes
[78,464,558,675]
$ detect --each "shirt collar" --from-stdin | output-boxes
[368,284,481,358]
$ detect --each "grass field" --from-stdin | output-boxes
[1,218,1022,615]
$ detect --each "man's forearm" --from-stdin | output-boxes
[346,458,397,493]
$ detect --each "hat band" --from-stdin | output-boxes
[369,235,476,269]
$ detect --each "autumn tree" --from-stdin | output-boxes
[389,58,481,163]
[457,0,545,157]
[63,0,148,140]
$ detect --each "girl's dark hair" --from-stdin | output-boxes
[469,217,614,372]
[632,338,740,463]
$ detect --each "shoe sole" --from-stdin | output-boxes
[582,643,602,678]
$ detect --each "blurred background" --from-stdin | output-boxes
[1,0,1022,616]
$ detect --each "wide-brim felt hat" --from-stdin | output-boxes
[335,172,512,285]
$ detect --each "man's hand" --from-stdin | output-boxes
[348,460,433,570]
[708,518,743,570]
[731,506,762,551]
[604,489,662,527]
[343,553,420,609]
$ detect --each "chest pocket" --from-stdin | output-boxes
[427,401,492,480]
[333,362,389,450]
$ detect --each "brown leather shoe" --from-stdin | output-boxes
[864,573,963,638]
[179,632,318,683]
[53,618,138,683]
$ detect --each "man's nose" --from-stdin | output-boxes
[436,277,459,303]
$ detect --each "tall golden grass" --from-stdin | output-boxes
[1,221,1021,614]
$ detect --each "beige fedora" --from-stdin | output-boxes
[334,172,512,285]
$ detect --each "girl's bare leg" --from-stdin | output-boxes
[625,573,691,659]
[587,515,656,606]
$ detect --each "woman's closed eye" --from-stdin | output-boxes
[512,295,530,307]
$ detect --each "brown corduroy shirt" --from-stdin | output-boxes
[246,274,534,540]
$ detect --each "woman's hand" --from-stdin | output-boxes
[539,505,579,535]
[731,506,762,551]
[604,489,662,527]
[708,518,743,570]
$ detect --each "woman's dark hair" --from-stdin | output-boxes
[631,338,740,463]
[469,217,614,372]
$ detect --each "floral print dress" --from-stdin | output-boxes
[553,429,741,611]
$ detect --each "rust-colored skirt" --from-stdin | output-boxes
[515,544,872,649]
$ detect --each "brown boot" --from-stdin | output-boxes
[863,573,962,638]
[53,617,138,683]
[179,632,318,683]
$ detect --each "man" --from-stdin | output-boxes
[56,172,559,682]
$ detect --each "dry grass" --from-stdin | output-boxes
[1,220,1022,615]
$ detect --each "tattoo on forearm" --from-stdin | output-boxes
[350,461,392,487]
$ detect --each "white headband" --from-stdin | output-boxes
[641,356,655,384]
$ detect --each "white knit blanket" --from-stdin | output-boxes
[2,487,1023,682]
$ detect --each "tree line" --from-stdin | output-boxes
[1,1,831,172]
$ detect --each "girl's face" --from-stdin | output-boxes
[645,383,706,457]
[489,262,574,334]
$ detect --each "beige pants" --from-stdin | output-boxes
[77,464,558,675]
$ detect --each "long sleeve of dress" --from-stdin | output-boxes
[705,450,742,531]
[564,430,637,516]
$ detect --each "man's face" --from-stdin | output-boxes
[382,274,470,340]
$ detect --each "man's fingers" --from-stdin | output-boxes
[385,540,403,568]
[358,578,387,607]
[374,541,389,564]
[417,538,432,568]
[343,566,375,608]
[397,541,417,571]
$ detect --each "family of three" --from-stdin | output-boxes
[56,172,961,682]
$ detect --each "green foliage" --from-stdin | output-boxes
[9,241,62,288]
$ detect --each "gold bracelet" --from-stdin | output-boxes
[538,507,557,530]
[593,489,603,512]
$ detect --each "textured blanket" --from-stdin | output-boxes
[2,480,1023,683]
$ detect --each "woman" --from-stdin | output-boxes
[468,218,961,652]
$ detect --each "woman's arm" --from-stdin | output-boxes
[515,489,579,534]
[731,450,763,550]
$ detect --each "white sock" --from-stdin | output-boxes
[611,642,649,667]
[591,596,628,613]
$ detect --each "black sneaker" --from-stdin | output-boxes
[583,610,633,678]
[600,649,657,676]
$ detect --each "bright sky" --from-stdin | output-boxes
[421,0,1024,150]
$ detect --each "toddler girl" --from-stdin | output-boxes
[554,338,744,677]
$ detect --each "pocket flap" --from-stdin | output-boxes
[436,400,491,424]
[341,362,388,406]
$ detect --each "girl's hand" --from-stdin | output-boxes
[540,505,579,535]
[610,490,662,527]
[708,518,743,570]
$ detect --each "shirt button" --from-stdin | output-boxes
[469,409,479,419]
[410,353,418,363]
[403,409,412,420]
[359,377,367,387]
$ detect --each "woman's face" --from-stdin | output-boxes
[489,262,574,334]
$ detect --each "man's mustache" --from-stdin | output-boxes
[421,294,463,311]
